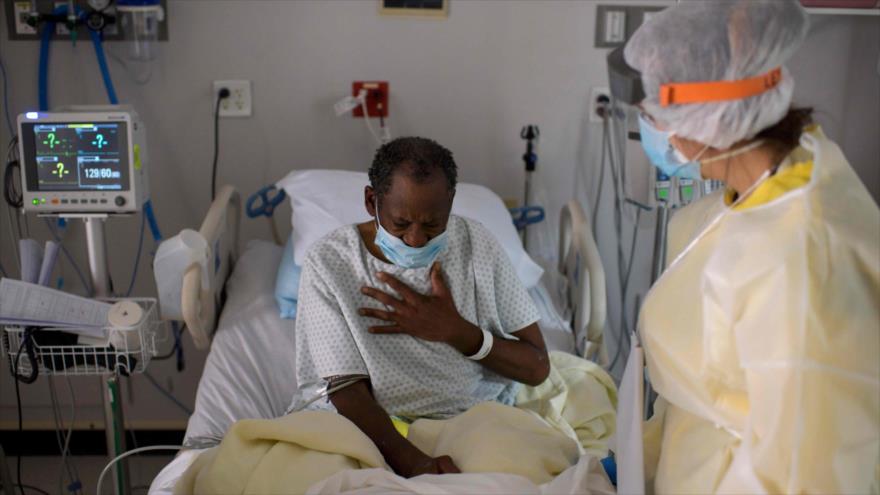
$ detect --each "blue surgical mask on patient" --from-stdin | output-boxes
[638,113,703,180]
[374,201,448,269]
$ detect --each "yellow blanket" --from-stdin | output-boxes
[175,352,616,494]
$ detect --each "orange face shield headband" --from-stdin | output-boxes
[658,67,782,107]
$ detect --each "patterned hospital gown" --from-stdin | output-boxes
[288,215,540,420]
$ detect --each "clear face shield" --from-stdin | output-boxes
[606,46,723,210]
[595,47,727,381]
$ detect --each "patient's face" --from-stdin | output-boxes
[365,169,453,248]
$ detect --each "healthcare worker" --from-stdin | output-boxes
[625,1,880,493]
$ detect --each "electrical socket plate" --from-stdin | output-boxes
[213,80,252,118]
[594,5,665,48]
[590,87,610,123]
[13,1,36,34]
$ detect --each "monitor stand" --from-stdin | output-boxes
[58,213,131,495]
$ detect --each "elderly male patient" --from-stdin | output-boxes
[289,137,550,477]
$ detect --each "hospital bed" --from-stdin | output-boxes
[148,178,609,493]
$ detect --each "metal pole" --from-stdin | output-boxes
[650,206,669,284]
[522,172,532,249]
[84,216,111,297]
[82,216,129,494]
[103,376,130,495]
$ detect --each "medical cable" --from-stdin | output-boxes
[61,376,82,495]
[124,404,149,492]
[591,116,607,239]
[151,323,182,361]
[358,91,383,146]
[601,108,641,373]
[292,376,366,412]
[13,485,50,495]
[5,136,25,263]
[3,159,22,208]
[96,445,183,495]
[152,321,184,373]
[142,370,193,415]
[12,328,40,384]
[5,206,21,274]
[48,376,82,495]
[211,88,230,202]
[610,208,641,372]
[12,334,28,495]
[3,155,24,265]
[124,210,146,297]
[0,55,14,139]
[611,114,639,369]
[604,113,628,369]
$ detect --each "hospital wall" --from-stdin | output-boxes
[1,1,877,429]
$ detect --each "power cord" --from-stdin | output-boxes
[124,211,146,297]
[142,371,192,416]
[0,55,14,139]
[12,327,40,495]
[48,377,82,495]
[3,159,21,209]
[211,88,231,202]
[12,328,39,385]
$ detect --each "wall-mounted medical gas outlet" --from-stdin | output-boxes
[594,5,665,48]
[213,80,252,118]
[590,87,611,123]
[352,81,389,118]
[4,0,169,41]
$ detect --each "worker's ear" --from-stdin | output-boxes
[364,186,377,217]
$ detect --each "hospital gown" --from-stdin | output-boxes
[289,215,540,420]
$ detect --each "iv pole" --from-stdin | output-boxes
[78,214,131,495]
[520,125,539,249]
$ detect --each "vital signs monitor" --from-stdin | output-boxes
[17,106,148,214]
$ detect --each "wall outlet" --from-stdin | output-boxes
[590,87,611,123]
[13,1,36,35]
[213,80,252,118]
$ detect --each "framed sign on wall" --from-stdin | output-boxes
[381,0,448,18]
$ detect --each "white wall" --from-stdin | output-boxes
[1,1,877,428]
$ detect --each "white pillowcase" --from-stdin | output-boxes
[276,169,544,288]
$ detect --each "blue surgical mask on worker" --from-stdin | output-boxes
[638,113,703,180]
[374,201,448,268]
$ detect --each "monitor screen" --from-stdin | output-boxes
[21,122,130,192]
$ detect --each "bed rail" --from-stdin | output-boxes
[559,200,608,367]
[181,186,241,349]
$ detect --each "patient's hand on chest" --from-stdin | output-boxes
[358,263,483,355]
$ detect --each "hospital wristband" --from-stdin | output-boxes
[466,328,494,361]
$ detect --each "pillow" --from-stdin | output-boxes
[276,170,544,288]
[274,234,301,319]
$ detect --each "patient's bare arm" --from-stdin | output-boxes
[328,379,460,477]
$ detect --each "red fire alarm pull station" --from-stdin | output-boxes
[352,81,389,118]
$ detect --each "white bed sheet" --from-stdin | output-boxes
[153,240,578,491]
